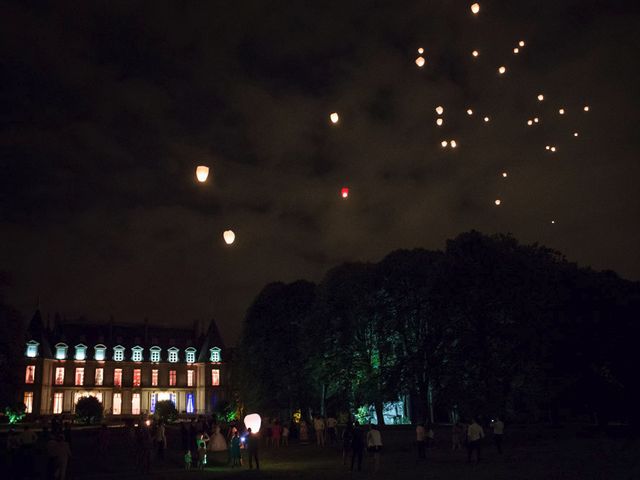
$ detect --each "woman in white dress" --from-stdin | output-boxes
[209,425,228,452]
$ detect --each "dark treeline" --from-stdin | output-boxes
[236,231,639,426]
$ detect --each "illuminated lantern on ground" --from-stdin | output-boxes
[436,118,443,126]
[330,112,339,124]
[471,3,480,14]
[415,56,426,67]
[537,94,544,101]
[435,106,444,115]
[196,166,210,183]
[341,187,349,198]
[472,50,479,57]
[498,66,506,74]
[223,230,235,245]
[244,414,262,433]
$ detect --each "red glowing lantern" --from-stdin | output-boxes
[341,188,349,198]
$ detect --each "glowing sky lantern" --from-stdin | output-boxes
[467,108,473,115]
[484,116,490,122]
[223,230,235,245]
[573,132,579,137]
[415,56,426,67]
[527,119,533,126]
[435,106,444,115]
[417,47,424,54]
[559,108,565,115]
[519,40,525,47]
[244,413,262,434]
[550,146,557,152]
[534,117,539,123]
[537,94,544,101]
[513,48,519,54]
[471,3,480,14]
[551,220,556,224]
[495,199,502,206]
[502,172,508,178]
[472,50,479,57]
[341,187,349,198]
[450,140,458,148]
[436,118,443,126]
[583,105,590,112]
[329,112,339,124]
[196,166,210,183]
[441,140,448,148]
[498,66,506,74]
[545,145,550,150]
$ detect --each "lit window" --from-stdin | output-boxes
[169,370,177,386]
[25,365,36,384]
[55,343,68,360]
[132,346,143,362]
[187,369,195,387]
[112,393,122,415]
[95,368,104,386]
[151,369,158,387]
[211,369,220,386]
[24,392,33,414]
[53,392,64,414]
[168,347,179,363]
[185,347,196,364]
[150,347,161,363]
[114,368,122,387]
[133,369,141,387]
[55,367,65,385]
[209,347,221,363]
[74,344,87,361]
[75,368,84,386]
[132,393,141,415]
[25,340,39,358]
[113,346,125,362]
[186,392,195,414]
[94,344,106,361]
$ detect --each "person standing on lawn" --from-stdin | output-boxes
[491,417,505,454]
[467,418,484,463]
[367,424,383,473]
[350,422,365,472]
[246,428,260,470]
[416,423,426,460]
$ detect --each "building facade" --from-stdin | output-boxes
[21,310,231,418]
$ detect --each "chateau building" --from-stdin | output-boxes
[21,310,231,417]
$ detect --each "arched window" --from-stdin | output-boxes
[167,347,179,363]
[113,345,125,362]
[150,346,161,363]
[131,346,144,362]
[55,343,68,360]
[94,344,106,361]
[185,347,196,364]
[25,340,39,358]
[209,347,221,363]
[74,344,87,361]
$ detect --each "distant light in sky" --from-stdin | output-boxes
[537,94,544,101]
[330,112,339,124]
[417,47,424,54]
[573,132,579,137]
[223,230,235,245]
[502,172,508,178]
[498,66,506,74]
[550,146,557,152]
[450,140,458,148]
[415,56,426,67]
[472,50,479,57]
[559,108,565,115]
[527,119,533,126]
[466,108,473,115]
[435,106,444,115]
[341,187,349,198]
[519,40,526,47]
[513,48,519,54]
[545,145,550,150]
[484,116,490,122]
[471,3,480,14]
[495,199,501,206]
[436,118,443,126]
[534,117,539,123]
[441,140,448,147]
[196,166,210,183]
[583,105,590,112]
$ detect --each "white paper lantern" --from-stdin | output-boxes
[244,413,262,433]
[415,56,426,67]
[436,118,443,126]
[196,166,210,183]
[435,106,444,115]
[471,3,480,14]
[330,112,339,124]
[223,230,235,245]
[498,66,506,74]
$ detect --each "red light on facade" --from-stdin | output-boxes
[341,187,349,198]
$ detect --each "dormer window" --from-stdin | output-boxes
[55,343,68,360]
[150,346,161,363]
[131,346,144,362]
[209,347,221,363]
[167,347,179,363]
[185,347,196,364]
[94,344,106,361]
[74,344,87,361]
[25,340,39,358]
[113,345,125,362]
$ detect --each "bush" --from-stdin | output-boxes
[4,402,26,424]
[155,400,178,423]
[75,396,103,424]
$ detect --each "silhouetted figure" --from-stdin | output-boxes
[367,424,383,472]
[342,421,353,465]
[247,428,260,470]
[350,422,365,472]
[326,416,338,445]
[491,417,504,454]
[416,423,426,460]
[230,432,241,467]
[467,418,484,463]
[452,422,464,450]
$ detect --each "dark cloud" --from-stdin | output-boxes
[1,0,639,343]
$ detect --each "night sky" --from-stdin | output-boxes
[2,1,639,343]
